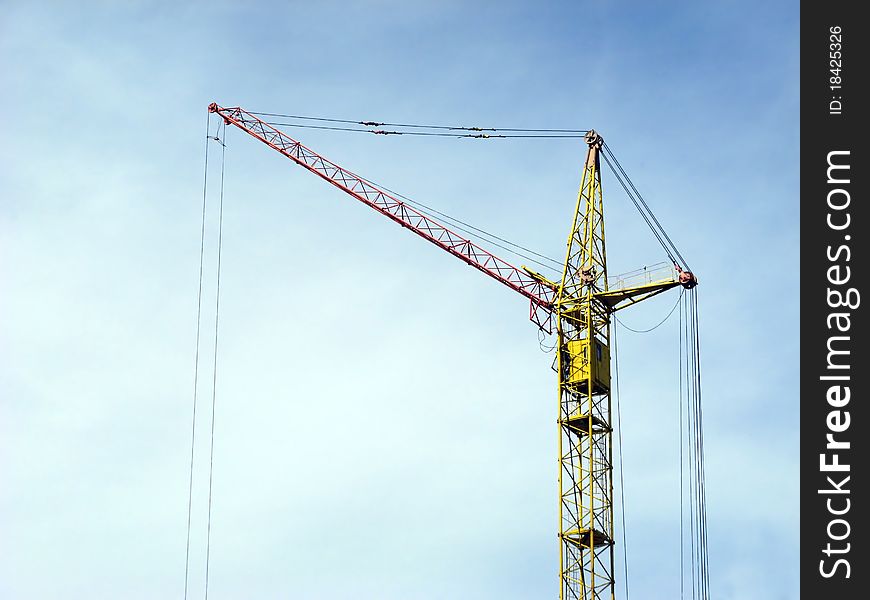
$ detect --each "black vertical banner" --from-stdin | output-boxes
[802,2,868,597]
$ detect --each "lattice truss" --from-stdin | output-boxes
[557,136,616,600]
[210,105,556,325]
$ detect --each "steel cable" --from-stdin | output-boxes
[249,110,588,133]
[691,290,709,598]
[352,174,564,273]
[204,120,227,600]
[262,120,586,138]
[602,143,691,272]
[612,320,631,599]
[615,289,683,333]
[678,289,709,600]
[677,294,686,600]
[184,111,212,600]
[600,149,677,267]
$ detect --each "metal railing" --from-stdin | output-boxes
[607,262,676,291]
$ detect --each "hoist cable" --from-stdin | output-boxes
[689,293,698,600]
[184,111,212,600]
[689,297,704,600]
[678,296,685,600]
[687,294,698,599]
[249,110,588,133]
[612,320,631,599]
[678,289,709,600]
[692,290,710,598]
[204,121,227,600]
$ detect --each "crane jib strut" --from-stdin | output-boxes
[208,103,558,330]
[207,102,701,600]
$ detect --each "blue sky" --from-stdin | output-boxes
[1,1,798,599]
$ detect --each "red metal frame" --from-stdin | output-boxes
[209,103,555,329]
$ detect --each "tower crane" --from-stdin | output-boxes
[207,103,698,600]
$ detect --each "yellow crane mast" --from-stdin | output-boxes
[551,131,695,599]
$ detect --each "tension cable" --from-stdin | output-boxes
[601,143,692,274]
[203,120,227,600]
[249,109,588,135]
